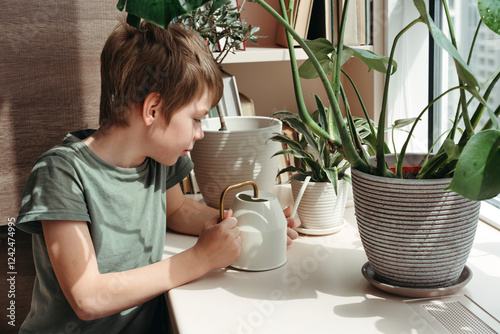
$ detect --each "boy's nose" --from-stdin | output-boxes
[195,129,204,141]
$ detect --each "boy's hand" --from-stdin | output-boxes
[283,206,300,246]
[193,209,241,271]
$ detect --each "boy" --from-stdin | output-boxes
[16,20,299,333]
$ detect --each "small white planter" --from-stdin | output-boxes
[190,116,282,209]
[290,174,348,233]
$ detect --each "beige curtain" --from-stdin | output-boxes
[0,1,123,224]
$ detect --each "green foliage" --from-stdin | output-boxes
[118,0,500,201]
[448,129,500,200]
[117,0,264,65]
[176,0,264,64]
[269,111,350,192]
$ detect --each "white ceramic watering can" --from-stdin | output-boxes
[220,181,287,271]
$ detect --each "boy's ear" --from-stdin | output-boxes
[141,93,162,126]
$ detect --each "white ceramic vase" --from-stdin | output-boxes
[190,116,282,209]
[290,173,348,231]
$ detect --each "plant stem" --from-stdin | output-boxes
[442,0,474,139]
[377,18,421,176]
[253,0,370,172]
[341,69,376,140]
[279,0,310,132]
[399,85,465,178]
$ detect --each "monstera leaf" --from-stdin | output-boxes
[478,0,500,35]
[448,129,500,201]
[116,0,214,29]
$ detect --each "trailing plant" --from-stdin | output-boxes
[116,0,500,201]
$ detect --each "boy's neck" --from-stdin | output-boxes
[83,126,146,168]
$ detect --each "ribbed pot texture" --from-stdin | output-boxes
[351,154,480,288]
[190,116,282,209]
[290,174,348,229]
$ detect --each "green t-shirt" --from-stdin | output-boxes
[16,130,193,333]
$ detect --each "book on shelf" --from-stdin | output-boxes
[337,0,358,46]
[239,92,255,116]
[308,0,370,46]
[275,0,315,47]
[307,0,338,45]
[217,70,243,117]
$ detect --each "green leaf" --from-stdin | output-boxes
[347,46,398,74]
[324,167,339,194]
[413,0,479,88]
[442,138,462,162]
[117,0,213,29]
[478,0,500,35]
[272,148,312,159]
[276,166,307,177]
[269,134,303,151]
[299,38,345,79]
[447,129,500,201]
[281,117,319,153]
[117,0,127,11]
[393,117,419,128]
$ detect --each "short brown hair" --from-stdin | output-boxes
[99,20,223,127]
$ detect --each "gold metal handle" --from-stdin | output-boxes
[219,181,259,222]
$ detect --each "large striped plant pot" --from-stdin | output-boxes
[190,116,282,210]
[351,154,480,289]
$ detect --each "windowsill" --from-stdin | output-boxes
[480,201,500,231]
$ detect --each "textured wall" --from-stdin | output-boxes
[0,1,121,224]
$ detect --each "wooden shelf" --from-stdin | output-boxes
[218,44,373,64]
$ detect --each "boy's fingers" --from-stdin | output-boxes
[283,205,293,217]
[220,216,238,229]
[224,209,233,219]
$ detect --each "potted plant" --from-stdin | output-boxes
[270,110,380,234]
[253,0,500,292]
[270,110,350,233]
[116,0,500,291]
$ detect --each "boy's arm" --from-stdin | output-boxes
[166,183,220,235]
[42,216,240,321]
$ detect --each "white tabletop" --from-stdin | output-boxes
[163,187,500,334]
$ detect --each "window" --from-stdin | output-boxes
[430,0,500,229]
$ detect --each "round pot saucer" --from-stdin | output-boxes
[295,219,346,235]
[361,262,472,298]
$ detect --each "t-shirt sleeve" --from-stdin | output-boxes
[165,155,194,190]
[16,154,90,234]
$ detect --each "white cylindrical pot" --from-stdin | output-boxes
[190,116,282,209]
[290,174,348,230]
[351,154,480,289]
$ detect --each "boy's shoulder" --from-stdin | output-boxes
[39,129,95,162]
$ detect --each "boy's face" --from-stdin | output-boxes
[148,89,211,166]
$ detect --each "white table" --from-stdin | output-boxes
[163,187,500,334]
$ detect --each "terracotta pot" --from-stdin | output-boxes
[351,154,480,289]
